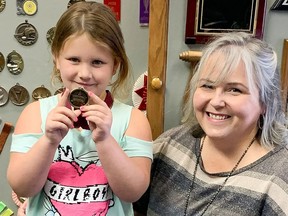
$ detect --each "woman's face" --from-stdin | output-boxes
[193,54,263,141]
[54,33,117,98]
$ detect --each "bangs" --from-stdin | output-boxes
[201,47,243,85]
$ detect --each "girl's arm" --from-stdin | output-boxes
[7,89,81,197]
[96,108,152,202]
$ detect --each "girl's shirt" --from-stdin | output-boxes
[11,95,153,216]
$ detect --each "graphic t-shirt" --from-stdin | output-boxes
[11,95,153,216]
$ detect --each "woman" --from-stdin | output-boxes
[134,32,288,215]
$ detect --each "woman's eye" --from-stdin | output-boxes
[229,88,242,93]
[201,84,213,89]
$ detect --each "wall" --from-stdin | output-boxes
[1,0,288,213]
[0,0,149,213]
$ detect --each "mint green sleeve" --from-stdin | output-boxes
[121,136,153,160]
[10,133,43,153]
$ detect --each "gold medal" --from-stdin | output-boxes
[9,83,30,106]
[0,0,6,12]
[6,50,24,75]
[69,87,89,109]
[22,0,37,16]
[0,52,5,72]
[14,20,38,46]
[32,85,51,100]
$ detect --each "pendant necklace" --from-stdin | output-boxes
[184,136,256,216]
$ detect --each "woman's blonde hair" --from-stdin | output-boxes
[182,32,288,148]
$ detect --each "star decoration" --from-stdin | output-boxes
[134,74,147,111]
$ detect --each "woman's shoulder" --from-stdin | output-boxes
[253,145,288,179]
[153,124,198,152]
[157,124,197,141]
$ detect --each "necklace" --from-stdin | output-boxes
[184,136,256,216]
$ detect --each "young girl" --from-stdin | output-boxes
[7,2,153,215]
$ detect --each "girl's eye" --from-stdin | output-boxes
[68,57,79,63]
[92,59,104,65]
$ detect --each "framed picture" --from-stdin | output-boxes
[271,0,288,10]
[185,0,267,44]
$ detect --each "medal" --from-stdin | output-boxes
[67,0,85,9]
[0,86,9,107]
[54,87,65,95]
[22,0,37,16]
[8,83,30,106]
[14,20,38,46]
[46,27,55,45]
[0,0,6,12]
[0,52,5,72]
[32,85,51,100]
[71,90,114,129]
[69,87,89,109]
[6,50,24,75]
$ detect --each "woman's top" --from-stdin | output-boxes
[11,95,153,216]
[134,124,288,216]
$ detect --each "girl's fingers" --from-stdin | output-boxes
[58,88,70,107]
[88,91,107,107]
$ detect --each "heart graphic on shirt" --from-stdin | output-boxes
[44,147,113,216]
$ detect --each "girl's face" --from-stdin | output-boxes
[54,33,117,98]
[193,54,263,142]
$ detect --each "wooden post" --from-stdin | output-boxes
[147,0,169,140]
[281,39,288,114]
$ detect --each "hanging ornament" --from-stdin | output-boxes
[132,71,147,114]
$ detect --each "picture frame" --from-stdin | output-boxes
[271,0,288,10]
[185,0,267,44]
